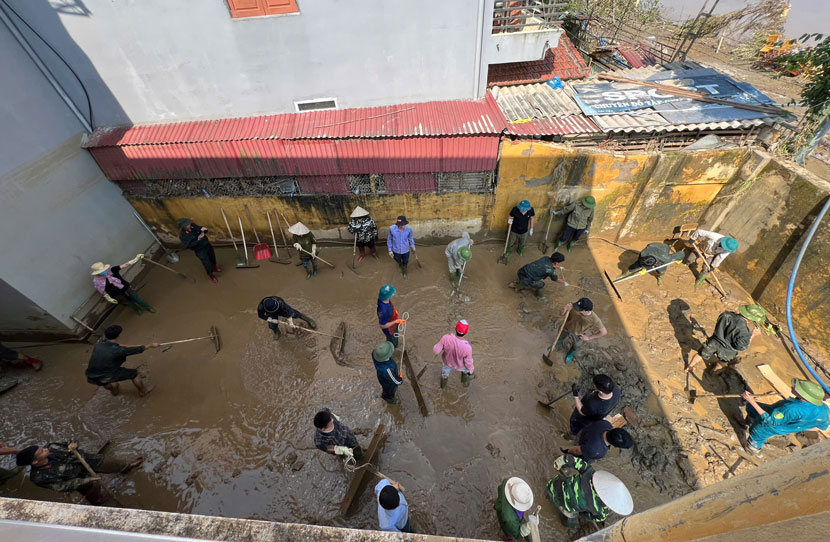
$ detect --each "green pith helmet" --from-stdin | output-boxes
[738,304,766,323]
[379,284,396,301]
[459,246,472,261]
[792,378,826,406]
[721,236,739,252]
[373,340,395,361]
[582,196,596,208]
[177,218,192,229]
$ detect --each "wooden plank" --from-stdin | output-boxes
[402,351,429,417]
[755,364,830,440]
[339,423,386,516]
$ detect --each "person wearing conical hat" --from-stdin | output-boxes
[505,200,535,260]
[496,476,539,540]
[372,341,402,405]
[347,206,379,262]
[546,454,633,527]
[444,232,473,285]
[685,304,765,374]
[687,228,739,288]
[177,218,222,283]
[742,378,829,454]
[90,255,155,315]
[289,222,318,279]
[552,196,595,252]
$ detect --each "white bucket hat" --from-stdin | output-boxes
[505,477,533,512]
[90,262,111,275]
[592,471,633,515]
[350,206,369,218]
[287,222,310,235]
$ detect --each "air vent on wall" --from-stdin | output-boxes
[294,98,338,112]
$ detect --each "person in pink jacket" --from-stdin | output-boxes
[433,320,475,389]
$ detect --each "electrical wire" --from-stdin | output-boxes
[1,0,94,128]
[785,197,830,395]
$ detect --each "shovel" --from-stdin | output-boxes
[237,216,260,269]
[221,208,250,269]
[275,209,294,261]
[143,258,195,283]
[542,308,570,366]
[297,247,336,268]
[498,220,512,265]
[689,241,729,299]
[266,211,291,264]
[687,388,774,404]
[244,205,271,260]
[537,387,573,409]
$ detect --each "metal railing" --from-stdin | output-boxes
[492,0,567,34]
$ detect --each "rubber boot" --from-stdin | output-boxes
[371,247,378,260]
[358,246,366,262]
[272,326,282,341]
[695,272,708,288]
[132,292,156,313]
[565,350,576,364]
[554,241,563,252]
[303,260,313,280]
[402,264,408,278]
[554,339,563,351]
[298,313,317,329]
[657,274,665,286]
[461,372,475,387]
[567,241,576,252]
[517,245,524,256]
[440,375,448,389]
[312,260,318,277]
[504,248,512,258]
[24,357,43,371]
[449,272,457,284]
[209,274,219,283]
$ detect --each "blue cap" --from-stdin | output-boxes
[721,237,738,253]
[518,200,531,211]
[379,284,396,301]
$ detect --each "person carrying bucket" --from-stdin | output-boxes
[552,196,595,252]
[347,206,379,261]
[178,218,222,283]
[289,222,318,279]
[377,284,406,348]
[444,232,473,285]
[505,200,535,260]
[90,255,155,315]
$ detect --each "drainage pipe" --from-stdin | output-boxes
[0,2,92,133]
[786,196,830,395]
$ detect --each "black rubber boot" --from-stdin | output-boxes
[298,313,317,329]
[272,327,281,341]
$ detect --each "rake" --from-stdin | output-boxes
[158,326,221,353]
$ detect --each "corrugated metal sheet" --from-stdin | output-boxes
[491,83,600,136]
[89,137,501,181]
[84,94,507,148]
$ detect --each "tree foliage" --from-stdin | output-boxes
[774,34,830,118]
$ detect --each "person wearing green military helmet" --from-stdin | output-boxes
[372,340,402,404]
[686,304,765,374]
[552,196,595,252]
[742,378,829,454]
[688,228,739,288]
[444,232,473,285]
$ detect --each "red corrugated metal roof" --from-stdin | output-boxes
[487,33,590,87]
[84,93,507,148]
[616,45,657,69]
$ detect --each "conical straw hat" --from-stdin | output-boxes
[288,222,310,235]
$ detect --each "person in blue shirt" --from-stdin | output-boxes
[742,378,829,454]
[375,478,413,532]
[377,284,405,348]
[564,420,634,462]
[387,215,416,278]
[372,341,402,405]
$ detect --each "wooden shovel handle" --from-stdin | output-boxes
[71,449,101,481]
[297,247,335,268]
[550,308,571,351]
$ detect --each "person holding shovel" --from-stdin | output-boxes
[178,218,222,283]
[546,454,633,527]
[505,200,535,259]
[373,340,402,405]
[85,325,159,397]
[686,228,738,288]
[256,296,317,340]
[387,215,415,278]
[555,298,607,364]
[347,206,379,262]
[622,242,685,286]
[569,375,621,436]
[90,255,155,315]
[510,252,567,300]
[433,320,475,389]
[313,408,364,461]
[685,305,765,374]
[15,441,143,506]
[445,232,473,285]
[741,378,829,454]
[378,284,405,348]
[553,196,595,252]
[495,476,539,540]
[290,222,318,279]
[0,343,43,372]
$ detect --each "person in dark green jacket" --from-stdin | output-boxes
[178,218,222,283]
[511,252,567,300]
[495,476,538,540]
[553,196,595,252]
[686,305,764,373]
[290,222,318,279]
[623,242,685,285]
[85,325,159,396]
[546,454,633,528]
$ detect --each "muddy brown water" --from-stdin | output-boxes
[1,244,672,540]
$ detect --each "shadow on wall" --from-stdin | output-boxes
[4,0,130,128]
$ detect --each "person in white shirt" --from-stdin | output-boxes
[688,229,738,288]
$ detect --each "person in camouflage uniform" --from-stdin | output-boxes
[553,196,595,252]
[686,305,765,373]
[545,453,633,527]
[623,242,685,285]
[15,441,142,506]
[510,252,567,300]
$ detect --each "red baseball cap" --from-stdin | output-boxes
[456,320,469,334]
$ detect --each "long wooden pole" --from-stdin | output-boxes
[142,257,192,281]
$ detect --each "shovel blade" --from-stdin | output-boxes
[254,243,272,260]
